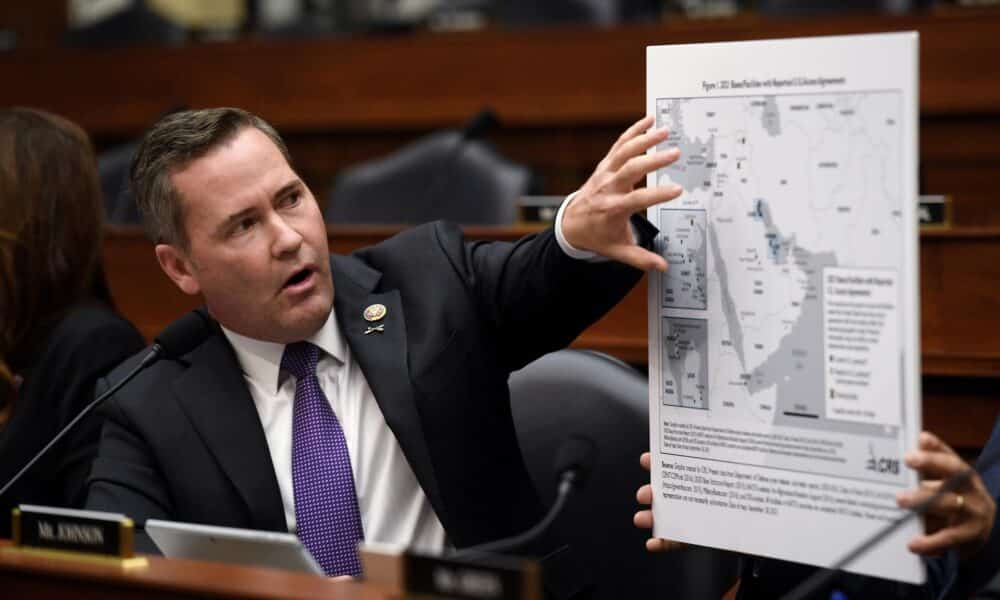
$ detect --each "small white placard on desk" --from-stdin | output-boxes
[646,32,923,584]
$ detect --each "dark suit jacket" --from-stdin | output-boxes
[736,417,1000,600]
[0,302,143,538]
[86,222,644,570]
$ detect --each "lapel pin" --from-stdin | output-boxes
[364,324,385,335]
[363,303,387,322]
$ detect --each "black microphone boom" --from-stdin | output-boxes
[451,435,597,560]
[0,308,212,501]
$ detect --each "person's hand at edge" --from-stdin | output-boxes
[635,451,685,552]
[896,431,996,559]
[562,115,683,272]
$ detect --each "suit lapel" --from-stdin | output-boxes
[172,329,286,531]
[331,255,446,522]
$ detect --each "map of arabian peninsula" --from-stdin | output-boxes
[655,93,902,427]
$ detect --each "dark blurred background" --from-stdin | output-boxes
[0,0,994,225]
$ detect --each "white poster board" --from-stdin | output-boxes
[646,32,923,584]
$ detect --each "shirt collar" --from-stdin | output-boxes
[221,308,346,395]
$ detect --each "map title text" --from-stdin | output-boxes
[701,77,847,94]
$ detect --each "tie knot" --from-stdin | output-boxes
[281,341,320,380]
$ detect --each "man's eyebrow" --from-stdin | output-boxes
[273,180,301,200]
[216,206,258,237]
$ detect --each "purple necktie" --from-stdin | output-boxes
[282,341,364,577]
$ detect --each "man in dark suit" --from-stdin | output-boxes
[85,108,681,595]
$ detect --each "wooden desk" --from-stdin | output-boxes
[0,541,380,599]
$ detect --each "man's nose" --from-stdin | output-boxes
[271,215,303,257]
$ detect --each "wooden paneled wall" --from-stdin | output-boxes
[1,8,997,448]
[0,9,999,213]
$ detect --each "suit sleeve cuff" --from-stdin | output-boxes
[554,191,599,261]
[556,192,647,263]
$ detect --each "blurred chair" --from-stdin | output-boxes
[508,349,738,600]
[494,0,661,27]
[495,0,615,26]
[324,129,529,225]
[754,0,927,14]
[67,3,185,48]
[98,106,186,224]
[98,140,141,224]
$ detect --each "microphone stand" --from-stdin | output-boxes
[0,345,162,500]
[450,470,580,561]
[0,307,209,501]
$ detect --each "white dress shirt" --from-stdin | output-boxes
[221,199,589,552]
[222,310,448,553]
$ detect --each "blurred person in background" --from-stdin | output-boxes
[0,108,144,538]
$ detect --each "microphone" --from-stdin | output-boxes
[151,307,213,360]
[459,107,499,143]
[780,438,1000,600]
[552,434,598,493]
[0,308,212,500]
[450,435,598,560]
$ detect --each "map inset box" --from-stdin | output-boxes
[659,208,708,310]
[662,317,708,409]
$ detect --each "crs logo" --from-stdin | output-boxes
[865,443,900,475]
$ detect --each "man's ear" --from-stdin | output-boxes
[155,243,201,296]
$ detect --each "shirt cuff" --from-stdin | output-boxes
[554,191,601,261]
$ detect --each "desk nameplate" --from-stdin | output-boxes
[6,505,147,569]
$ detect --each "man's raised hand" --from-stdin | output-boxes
[562,115,684,271]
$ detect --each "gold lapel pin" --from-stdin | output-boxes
[363,303,387,322]
[363,304,387,335]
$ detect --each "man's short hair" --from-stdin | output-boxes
[130,108,292,248]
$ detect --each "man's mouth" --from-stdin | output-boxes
[283,267,315,291]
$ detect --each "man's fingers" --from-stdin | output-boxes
[904,431,961,478]
[637,484,653,505]
[607,127,672,172]
[614,148,680,188]
[908,525,971,556]
[634,462,685,554]
[615,185,684,216]
[640,452,651,471]
[896,479,941,504]
[608,115,656,157]
[634,509,654,529]
[606,245,668,272]
[905,448,970,480]
[646,538,685,552]
[917,431,952,455]
[898,487,964,517]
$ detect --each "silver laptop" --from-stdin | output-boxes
[145,519,324,575]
